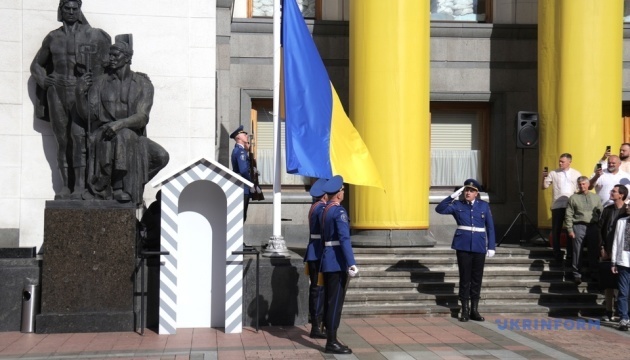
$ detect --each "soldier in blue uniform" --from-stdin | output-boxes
[435,179,495,322]
[304,177,328,339]
[320,175,357,355]
[230,125,253,221]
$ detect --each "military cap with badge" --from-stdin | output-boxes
[230,125,247,139]
[309,178,328,198]
[322,175,344,195]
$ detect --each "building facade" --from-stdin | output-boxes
[3,0,630,249]
[218,0,630,245]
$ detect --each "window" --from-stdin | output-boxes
[249,0,321,19]
[431,0,491,22]
[430,102,490,188]
[622,102,630,142]
[251,99,309,186]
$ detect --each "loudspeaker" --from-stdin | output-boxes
[516,111,539,149]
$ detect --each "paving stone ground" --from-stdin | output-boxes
[1,314,628,360]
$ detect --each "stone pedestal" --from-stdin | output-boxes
[36,201,136,333]
[242,249,308,327]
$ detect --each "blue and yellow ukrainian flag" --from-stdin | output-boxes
[281,0,383,189]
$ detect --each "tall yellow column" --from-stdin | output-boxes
[538,0,623,227]
[349,1,430,245]
[537,0,559,228]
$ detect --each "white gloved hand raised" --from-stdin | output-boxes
[348,265,359,277]
[487,249,495,258]
[451,186,466,199]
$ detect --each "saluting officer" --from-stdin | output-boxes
[435,179,496,322]
[230,125,253,221]
[304,178,328,339]
[320,175,357,355]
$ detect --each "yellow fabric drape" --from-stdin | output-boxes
[538,0,623,227]
[349,0,430,229]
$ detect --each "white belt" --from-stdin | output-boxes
[324,241,340,246]
[457,226,486,232]
[310,234,321,239]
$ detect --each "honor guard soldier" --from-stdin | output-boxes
[320,175,358,354]
[230,125,253,221]
[435,179,496,322]
[304,178,328,339]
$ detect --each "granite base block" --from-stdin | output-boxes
[37,201,136,333]
[0,258,41,332]
[36,311,135,333]
[242,250,308,327]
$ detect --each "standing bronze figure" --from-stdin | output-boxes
[31,0,111,199]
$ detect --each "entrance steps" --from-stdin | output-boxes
[343,246,605,317]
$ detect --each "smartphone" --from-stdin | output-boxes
[597,163,602,170]
[543,167,548,172]
[607,145,611,152]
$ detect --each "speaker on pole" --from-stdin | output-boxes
[516,111,539,149]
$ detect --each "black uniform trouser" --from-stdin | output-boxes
[323,271,348,332]
[307,260,325,321]
[243,193,250,222]
[456,250,486,300]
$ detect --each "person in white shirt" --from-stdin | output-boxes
[590,155,630,207]
[598,143,630,174]
[610,211,630,331]
[542,153,581,261]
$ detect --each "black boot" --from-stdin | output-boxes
[325,330,352,354]
[470,299,485,321]
[459,299,470,322]
[309,316,326,339]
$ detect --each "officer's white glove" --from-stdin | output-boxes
[450,186,465,199]
[348,265,359,277]
[487,249,495,258]
[250,186,256,193]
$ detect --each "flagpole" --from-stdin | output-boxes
[263,0,289,257]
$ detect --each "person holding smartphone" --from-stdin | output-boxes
[542,153,581,261]
[598,144,630,173]
[590,154,630,207]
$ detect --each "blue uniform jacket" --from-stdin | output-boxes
[304,200,326,262]
[320,202,356,272]
[231,144,251,195]
[435,196,496,253]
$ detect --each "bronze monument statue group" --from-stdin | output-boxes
[31,0,169,206]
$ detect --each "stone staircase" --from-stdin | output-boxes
[343,245,605,317]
